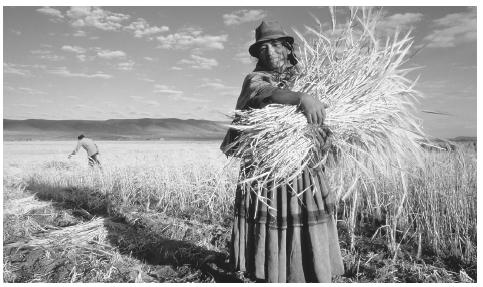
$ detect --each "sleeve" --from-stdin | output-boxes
[71,141,81,155]
[235,73,280,110]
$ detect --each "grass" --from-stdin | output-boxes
[3,140,477,282]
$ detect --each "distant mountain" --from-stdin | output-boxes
[449,136,477,142]
[3,118,230,141]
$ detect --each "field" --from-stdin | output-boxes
[3,140,477,283]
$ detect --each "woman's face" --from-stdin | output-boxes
[257,40,289,71]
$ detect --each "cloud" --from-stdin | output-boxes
[234,50,254,65]
[143,100,161,107]
[39,54,65,61]
[97,49,126,59]
[156,27,228,50]
[170,66,183,71]
[76,54,87,62]
[423,7,476,48]
[47,67,113,79]
[118,60,135,71]
[129,95,161,107]
[14,104,38,108]
[31,49,65,61]
[200,78,239,96]
[153,84,183,95]
[61,45,86,54]
[223,9,266,25]
[124,18,169,38]
[4,63,31,77]
[168,94,210,103]
[36,6,64,19]
[377,12,424,33]
[143,57,156,61]
[67,95,80,100]
[153,84,208,102]
[138,76,155,82]
[10,29,22,36]
[30,49,51,55]
[178,55,218,70]
[66,6,130,31]
[73,30,87,37]
[4,63,47,78]
[5,86,47,96]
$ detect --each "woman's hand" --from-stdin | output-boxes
[299,93,328,125]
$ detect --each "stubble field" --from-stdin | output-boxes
[3,140,477,283]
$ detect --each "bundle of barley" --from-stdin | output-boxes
[5,217,116,256]
[226,7,426,199]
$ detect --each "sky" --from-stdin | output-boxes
[3,5,477,138]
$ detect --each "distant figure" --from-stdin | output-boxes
[68,134,101,167]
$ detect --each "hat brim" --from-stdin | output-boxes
[249,36,294,58]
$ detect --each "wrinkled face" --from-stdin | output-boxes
[257,39,290,71]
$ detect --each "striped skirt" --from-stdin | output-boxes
[230,165,344,282]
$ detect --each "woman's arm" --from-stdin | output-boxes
[265,88,328,125]
[243,73,328,125]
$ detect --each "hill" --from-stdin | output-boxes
[3,118,230,141]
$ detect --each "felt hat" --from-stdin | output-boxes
[249,20,294,58]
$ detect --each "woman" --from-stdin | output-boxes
[221,21,344,283]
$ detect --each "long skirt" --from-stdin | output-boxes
[230,165,344,282]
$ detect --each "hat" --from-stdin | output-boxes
[249,20,294,58]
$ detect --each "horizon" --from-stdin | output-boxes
[3,117,476,139]
[4,6,477,139]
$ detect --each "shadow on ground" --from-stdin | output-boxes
[8,179,242,283]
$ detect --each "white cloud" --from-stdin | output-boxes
[143,100,161,107]
[156,27,228,50]
[18,87,47,95]
[234,50,254,65]
[39,54,65,61]
[5,86,47,96]
[97,49,126,59]
[31,49,65,61]
[73,30,87,37]
[153,84,211,103]
[30,49,51,55]
[200,78,239,96]
[14,104,37,108]
[118,60,135,71]
[178,55,218,70]
[10,29,22,36]
[223,9,266,25]
[66,7,130,31]
[4,63,47,77]
[47,67,113,79]
[144,57,155,61]
[138,77,155,82]
[4,63,31,77]
[67,95,80,100]
[170,66,183,71]
[153,84,183,95]
[76,54,87,62]
[423,8,476,48]
[124,18,169,38]
[36,6,64,19]
[130,95,161,107]
[61,45,86,54]
[377,12,424,33]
